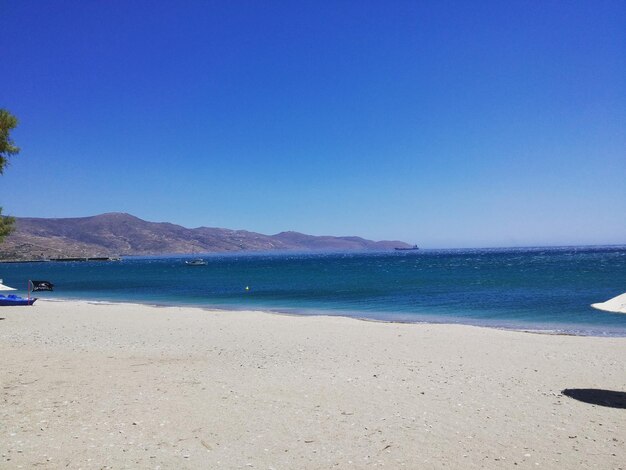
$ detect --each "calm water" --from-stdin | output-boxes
[2,247,626,336]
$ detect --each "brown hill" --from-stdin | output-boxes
[0,213,410,261]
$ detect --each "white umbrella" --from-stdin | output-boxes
[0,279,17,291]
[591,292,626,314]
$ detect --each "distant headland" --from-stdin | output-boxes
[0,213,411,262]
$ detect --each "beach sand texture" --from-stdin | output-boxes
[1,300,625,469]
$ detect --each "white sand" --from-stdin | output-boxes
[1,300,625,469]
[592,292,626,314]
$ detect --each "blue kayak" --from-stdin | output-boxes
[0,294,37,306]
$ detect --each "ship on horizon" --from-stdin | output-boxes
[395,245,419,251]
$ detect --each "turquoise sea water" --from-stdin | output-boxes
[2,246,626,336]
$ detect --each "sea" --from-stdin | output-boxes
[2,246,626,337]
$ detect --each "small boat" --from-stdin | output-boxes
[395,245,419,251]
[0,294,37,306]
[185,258,207,266]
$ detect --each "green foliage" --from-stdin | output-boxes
[0,109,19,243]
[0,108,20,175]
[0,207,15,240]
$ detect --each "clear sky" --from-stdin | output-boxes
[1,0,624,248]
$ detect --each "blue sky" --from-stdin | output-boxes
[1,0,624,248]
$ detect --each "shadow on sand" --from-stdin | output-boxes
[562,389,626,409]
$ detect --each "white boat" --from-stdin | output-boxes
[185,259,207,266]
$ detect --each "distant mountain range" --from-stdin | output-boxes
[0,213,410,261]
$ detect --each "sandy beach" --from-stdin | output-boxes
[0,300,624,469]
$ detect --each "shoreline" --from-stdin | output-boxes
[30,296,626,338]
[3,246,626,340]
